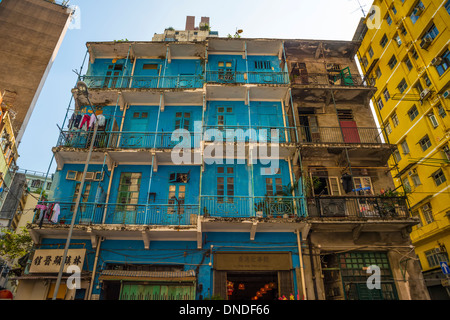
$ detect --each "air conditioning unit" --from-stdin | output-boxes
[414,6,424,16]
[85,172,95,180]
[420,36,433,49]
[431,57,443,66]
[420,88,431,100]
[443,90,450,99]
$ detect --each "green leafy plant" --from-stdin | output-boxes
[0,227,34,265]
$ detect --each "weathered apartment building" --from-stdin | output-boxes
[14,19,429,300]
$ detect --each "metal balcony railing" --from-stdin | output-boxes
[298,126,384,145]
[205,71,289,85]
[57,131,202,149]
[79,75,204,89]
[203,126,295,143]
[200,195,306,218]
[307,196,409,219]
[34,201,199,226]
[291,72,371,87]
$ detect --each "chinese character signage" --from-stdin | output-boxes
[29,249,86,273]
[214,252,292,271]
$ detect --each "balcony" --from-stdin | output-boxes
[79,74,204,89]
[291,72,368,87]
[200,195,306,218]
[33,201,199,226]
[205,71,289,85]
[298,126,384,145]
[307,196,409,219]
[203,126,296,144]
[56,131,202,149]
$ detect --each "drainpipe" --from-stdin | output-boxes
[296,229,307,300]
[307,232,319,300]
[102,163,116,224]
[87,236,103,300]
[144,94,162,222]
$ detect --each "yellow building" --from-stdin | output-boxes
[355,0,450,299]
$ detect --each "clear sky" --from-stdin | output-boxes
[16,0,374,174]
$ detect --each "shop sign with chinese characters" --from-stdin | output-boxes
[29,249,86,273]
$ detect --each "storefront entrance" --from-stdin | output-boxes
[213,252,295,300]
[226,272,278,300]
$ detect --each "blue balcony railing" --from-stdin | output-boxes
[203,126,295,143]
[206,71,289,85]
[79,75,204,89]
[57,131,202,149]
[34,201,199,226]
[200,195,306,218]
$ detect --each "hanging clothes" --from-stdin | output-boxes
[341,173,353,193]
[89,113,96,128]
[51,203,60,223]
[97,114,106,127]
[73,114,82,129]
[79,114,91,130]
[68,113,76,130]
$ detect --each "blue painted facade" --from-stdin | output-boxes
[35,40,305,300]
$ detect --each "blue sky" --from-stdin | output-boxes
[17,0,374,174]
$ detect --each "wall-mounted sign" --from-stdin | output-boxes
[29,249,86,274]
[214,252,292,271]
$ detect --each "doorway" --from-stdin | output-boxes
[226,272,278,300]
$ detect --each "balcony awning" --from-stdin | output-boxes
[98,270,196,282]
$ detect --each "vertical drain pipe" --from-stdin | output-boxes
[87,236,103,300]
[296,230,307,300]
[308,232,319,299]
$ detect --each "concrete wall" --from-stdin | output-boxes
[0,0,71,140]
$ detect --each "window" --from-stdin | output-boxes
[374,68,381,80]
[265,174,283,196]
[377,97,384,110]
[46,182,52,191]
[368,46,374,58]
[428,112,439,128]
[361,56,368,68]
[383,88,391,102]
[410,1,425,24]
[411,48,419,60]
[393,149,402,162]
[395,34,402,46]
[411,210,422,228]
[435,50,450,76]
[404,57,413,71]
[168,184,186,214]
[391,113,399,127]
[423,23,439,41]
[432,169,446,186]
[422,203,434,224]
[423,74,431,87]
[117,173,141,208]
[401,140,410,154]
[380,34,388,48]
[255,61,271,70]
[411,174,421,187]
[446,0,450,15]
[402,177,411,192]
[217,166,234,202]
[175,112,191,130]
[143,64,158,70]
[419,135,431,151]
[398,78,408,93]
[437,104,447,118]
[386,14,392,26]
[391,5,397,15]
[442,146,450,161]
[385,122,392,135]
[408,105,419,121]
[31,179,43,188]
[425,248,449,268]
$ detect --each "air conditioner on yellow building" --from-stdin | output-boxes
[420,88,431,100]
[431,57,443,66]
[420,37,433,50]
